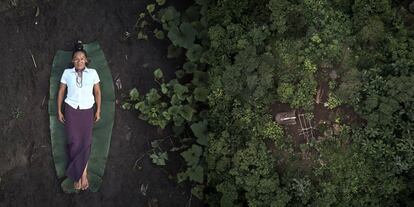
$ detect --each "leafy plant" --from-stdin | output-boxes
[149,151,168,166]
[11,107,24,119]
[326,92,342,109]
[178,144,205,183]
[167,22,197,49]
[126,0,210,201]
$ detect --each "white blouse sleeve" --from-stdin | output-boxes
[60,70,67,84]
[94,70,100,84]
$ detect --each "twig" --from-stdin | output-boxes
[29,50,37,69]
[41,95,46,107]
[133,153,147,170]
[35,6,40,17]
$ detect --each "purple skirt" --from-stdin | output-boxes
[64,103,94,182]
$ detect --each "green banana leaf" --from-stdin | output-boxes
[49,41,115,193]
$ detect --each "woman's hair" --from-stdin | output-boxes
[72,41,88,58]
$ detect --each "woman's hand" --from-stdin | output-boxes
[94,111,101,123]
[58,111,65,124]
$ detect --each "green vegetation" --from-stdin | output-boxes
[11,107,24,119]
[124,0,414,206]
[123,0,209,200]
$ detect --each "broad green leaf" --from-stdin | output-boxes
[146,89,161,103]
[162,111,171,120]
[193,87,209,102]
[156,0,166,6]
[173,82,189,100]
[122,102,132,110]
[191,120,208,146]
[139,12,146,19]
[186,44,203,62]
[168,105,180,115]
[187,165,204,183]
[153,28,165,39]
[158,6,180,25]
[167,22,197,49]
[173,114,184,126]
[146,4,155,13]
[180,144,202,166]
[183,62,197,73]
[154,68,163,79]
[129,88,140,101]
[179,104,195,121]
[151,140,161,148]
[196,136,207,147]
[168,79,179,87]
[150,151,168,166]
[161,83,169,94]
[134,101,145,110]
[137,31,148,40]
[170,94,182,105]
[158,119,168,129]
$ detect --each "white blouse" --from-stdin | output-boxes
[60,67,100,109]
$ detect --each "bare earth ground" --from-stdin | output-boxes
[0,0,204,206]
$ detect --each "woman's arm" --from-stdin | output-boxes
[57,83,67,123]
[94,83,101,122]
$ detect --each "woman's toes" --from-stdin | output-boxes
[74,181,81,190]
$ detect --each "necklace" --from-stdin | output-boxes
[75,70,83,88]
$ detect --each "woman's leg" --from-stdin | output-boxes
[65,103,83,190]
[80,107,93,190]
[81,161,89,190]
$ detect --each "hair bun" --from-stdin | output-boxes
[74,40,83,51]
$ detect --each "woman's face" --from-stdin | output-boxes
[72,51,87,69]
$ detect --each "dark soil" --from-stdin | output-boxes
[0,0,204,206]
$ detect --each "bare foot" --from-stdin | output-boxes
[81,173,89,190]
[74,180,81,190]
[81,163,89,190]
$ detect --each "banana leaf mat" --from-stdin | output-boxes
[49,41,115,193]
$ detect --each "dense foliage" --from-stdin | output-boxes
[125,0,414,206]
